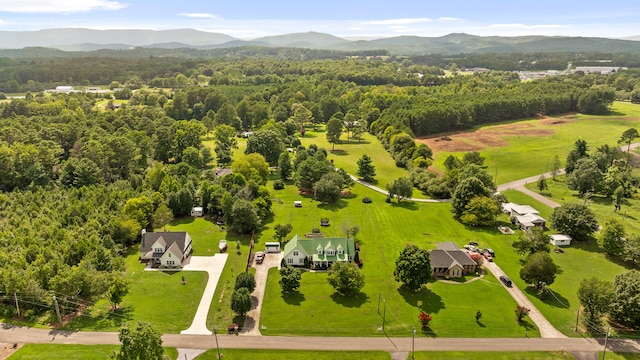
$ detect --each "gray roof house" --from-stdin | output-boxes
[430,242,477,279]
[140,230,193,268]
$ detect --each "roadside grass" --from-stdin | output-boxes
[523,176,640,236]
[598,352,640,360]
[8,344,177,360]
[411,351,575,359]
[499,190,636,337]
[195,349,391,359]
[259,183,538,337]
[65,247,207,333]
[299,126,412,191]
[431,102,640,183]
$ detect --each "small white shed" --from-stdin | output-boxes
[550,234,572,246]
[191,206,204,217]
[265,242,281,253]
[294,201,302,207]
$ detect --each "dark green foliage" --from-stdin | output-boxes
[326,262,365,296]
[273,223,293,243]
[519,252,557,289]
[577,277,614,325]
[234,272,256,293]
[512,227,550,255]
[245,129,284,166]
[598,219,626,256]
[230,287,252,316]
[314,172,343,204]
[273,179,285,190]
[451,176,490,218]
[356,154,376,182]
[610,270,640,327]
[567,158,603,195]
[362,197,372,203]
[278,151,293,180]
[294,155,334,192]
[114,321,164,360]
[279,266,302,293]
[394,245,432,291]
[550,203,599,241]
[386,177,413,202]
[460,195,499,226]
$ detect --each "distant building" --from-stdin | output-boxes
[55,86,75,93]
[574,66,627,75]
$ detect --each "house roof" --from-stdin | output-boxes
[430,246,477,270]
[436,242,460,251]
[141,231,190,255]
[503,202,539,215]
[165,241,184,260]
[550,234,572,241]
[515,213,546,227]
[283,234,355,260]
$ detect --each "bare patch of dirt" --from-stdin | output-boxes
[418,121,557,153]
[0,343,21,360]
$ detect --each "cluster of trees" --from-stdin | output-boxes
[578,271,640,329]
[512,227,559,294]
[598,219,640,266]
[230,272,256,317]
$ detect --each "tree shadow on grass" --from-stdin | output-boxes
[169,217,195,226]
[524,287,571,309]
[67,305,134,331]
[282,291,305,306]
[518,318,537,333]
[389,201,419,211]
[329,149,348,156]
[330,292,369,308]
[317,199,349,211]
[421,326,437,338]
[398,286,445,314]
[476,320,486,328]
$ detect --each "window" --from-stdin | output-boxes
[318,249,323,255]
[154,247,163,253]
[167,260,175,266]
[327,250,335,256]
[299,258,304,264]
[287,258,293,264]
[338,248,343,255]
[293,250,298,256]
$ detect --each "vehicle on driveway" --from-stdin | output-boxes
[469,241,479,246]
[218,239,227,253]
[499,275,512,287]
[485,248,495,257]
[484,253,493,262]
[255,251,265,264]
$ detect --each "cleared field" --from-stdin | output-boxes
[424,102,640,183]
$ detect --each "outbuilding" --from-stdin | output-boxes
[265,242,281,253]
[191,206,204,217]
[550,234,572,246]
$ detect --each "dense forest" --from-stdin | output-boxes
[1,51,640,319]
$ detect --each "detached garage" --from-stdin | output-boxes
[550,234,572,246]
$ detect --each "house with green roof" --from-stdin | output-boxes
[283,234,356,268]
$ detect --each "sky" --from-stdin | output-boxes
[0,0,639,39]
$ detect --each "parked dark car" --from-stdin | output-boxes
[499,275,512,287]
[469,241,479,246]
[485,248,495,257]
[255,252,265,264]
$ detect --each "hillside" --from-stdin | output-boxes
[2,28,640,55]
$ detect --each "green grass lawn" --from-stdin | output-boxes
[524,176,640,236]
[499,190,636,337]
[298,126,414,192]
[65,247,207,333]
[258,183,538,337]
[432,102,640,184]
[411,351,575,360]
[8,344,177,360]
[195,349,391,359]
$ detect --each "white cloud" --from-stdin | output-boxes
[437,17,463,22]
[362,18,431,26]
[0,0,126,13]
[179,13,220,20]
[490,23,567,29]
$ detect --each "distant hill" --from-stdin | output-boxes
[2,28,640,55]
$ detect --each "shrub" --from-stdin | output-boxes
[311,227,321,233]
[273,180,285,190]
[418,311,432,328]
[362,197,372,203]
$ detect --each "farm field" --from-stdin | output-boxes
[424,102,640,183]
[7,344,177,360]
[259,183,538,337]
[499,190,637,337]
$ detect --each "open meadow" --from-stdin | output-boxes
[424,102,640,183]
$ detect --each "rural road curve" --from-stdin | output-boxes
[1,324,640,353]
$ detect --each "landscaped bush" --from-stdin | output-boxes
[362,197,372,203]
[273,180,285,190]
[311,227,321,234]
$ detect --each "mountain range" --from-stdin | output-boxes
[2,28,640,55]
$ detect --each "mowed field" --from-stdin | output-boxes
[258,183,538,337]
[422,102,640,183]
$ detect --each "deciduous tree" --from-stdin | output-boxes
[519,252,557,289]
[326,262,364,296]
[230,287,252,316]
[279,266,302,294]
[113,321,163,360]
[578,277,614,325]
[394,245,432,291]
[512,227,550,256]
[610,270,640,327]
[234,272,256,293]
[598,218,626,257]
[550,203,599,241]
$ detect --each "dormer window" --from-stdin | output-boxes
[154,247,164,253]
[318,248,323,255]
[326,249,335,256]
[338,248,343,255]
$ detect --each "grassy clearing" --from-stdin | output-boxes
[299,126,412,191]
[259,183,537,337]
[598,352,640,360]
[195,349,391,359]
[524,176,640,236]
[65,247,207,333]
[8,344,177,360]
[431,102,640,183]
[412,351,574,360]
[499,190,636,337]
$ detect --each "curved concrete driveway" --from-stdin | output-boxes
[179,255,228,335]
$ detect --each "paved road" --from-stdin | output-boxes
[179,255,228,335]
[243,252,282,335]
[1,324,639,353]
[484,262,566,338]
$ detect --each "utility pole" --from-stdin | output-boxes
[411,326,416,360]
[382,299,387,332]
[212,325,222,359]
[575,309,580,332]
[377,293,380,314]
[602,328,611,360]
[14,293,19,317]
[52,295,62,324]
